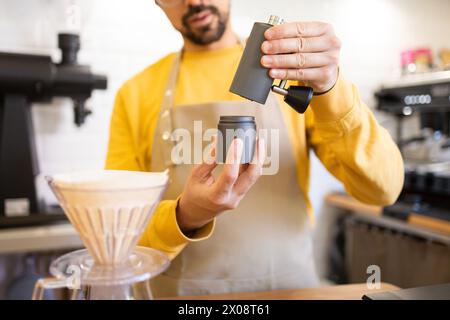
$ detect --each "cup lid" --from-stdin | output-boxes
[219,115,255,123]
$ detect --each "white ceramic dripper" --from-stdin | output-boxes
[32,170,170,300]
[46,170,169,266]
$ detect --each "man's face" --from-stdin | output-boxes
[157,0,230,45]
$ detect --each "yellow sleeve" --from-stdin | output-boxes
[105,83,215,260]
[105,86,141,171]
[138,197,215,260]
[305,72,404,205]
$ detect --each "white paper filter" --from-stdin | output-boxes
[47,170,168,265]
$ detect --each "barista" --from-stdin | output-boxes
[105,0,404,297]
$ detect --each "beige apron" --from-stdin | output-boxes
[149,51,319,297]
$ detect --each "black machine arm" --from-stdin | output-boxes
[0,33,107,223]
[0,33,107,126]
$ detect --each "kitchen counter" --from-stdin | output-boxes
[326,192,450,238]
[325,192,450,287]
[0,223,82,254]
[166,283,400,300]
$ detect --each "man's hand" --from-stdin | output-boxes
[177,137,266,233]
[261,21,341,94]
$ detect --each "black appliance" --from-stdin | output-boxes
[375,71,450,222]
[0,33,107,228]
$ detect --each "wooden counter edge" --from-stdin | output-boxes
[325,192,450,236]
[162,283,400,300]
[325,193,382,216]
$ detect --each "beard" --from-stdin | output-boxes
[180,4,229,45]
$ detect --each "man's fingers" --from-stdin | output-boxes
[213,138,243,196]
[203,135,218,165]
[191,161,217,181]
[251,137,266,166]
[233,138,266,196]
[262,35,340,55]
[239,164,249,175]
[264,21,332,40]
[261,52,338,69]
[192,135,218,180]
[268,66,335,82]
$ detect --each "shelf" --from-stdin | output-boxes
[325,192,450,240]
[381,70,450,89]
[0,222,82,254]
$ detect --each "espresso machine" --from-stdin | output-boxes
[0,33,107,228]
[375,71,450,222]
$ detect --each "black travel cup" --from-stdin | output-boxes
[217,116,257,164]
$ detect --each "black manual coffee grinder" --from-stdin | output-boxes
[219,15,314,164]
[230,15,314,113]
[0,33,107,228]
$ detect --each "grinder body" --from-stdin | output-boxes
[229,22,273,105]
[230,16,314,114]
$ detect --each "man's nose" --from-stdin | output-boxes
[184,0,206,6]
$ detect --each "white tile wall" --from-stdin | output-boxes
[1,0,450,212]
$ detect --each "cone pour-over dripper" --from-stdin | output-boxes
[33,170,170,300]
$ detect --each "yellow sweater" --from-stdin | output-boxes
[105,44,404,259]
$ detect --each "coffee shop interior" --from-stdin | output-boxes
[0,0,450,300]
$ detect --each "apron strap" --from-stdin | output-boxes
[156,52,182,167]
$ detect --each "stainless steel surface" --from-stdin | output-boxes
[272,85,288,96]
[0,223,82,254]
[279,79,288,89]
[268,15,280,26]
[404,159,450,173]
[381,70,450,89]
[348,213,450,246]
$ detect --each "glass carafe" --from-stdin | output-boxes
[33,247,169,300]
